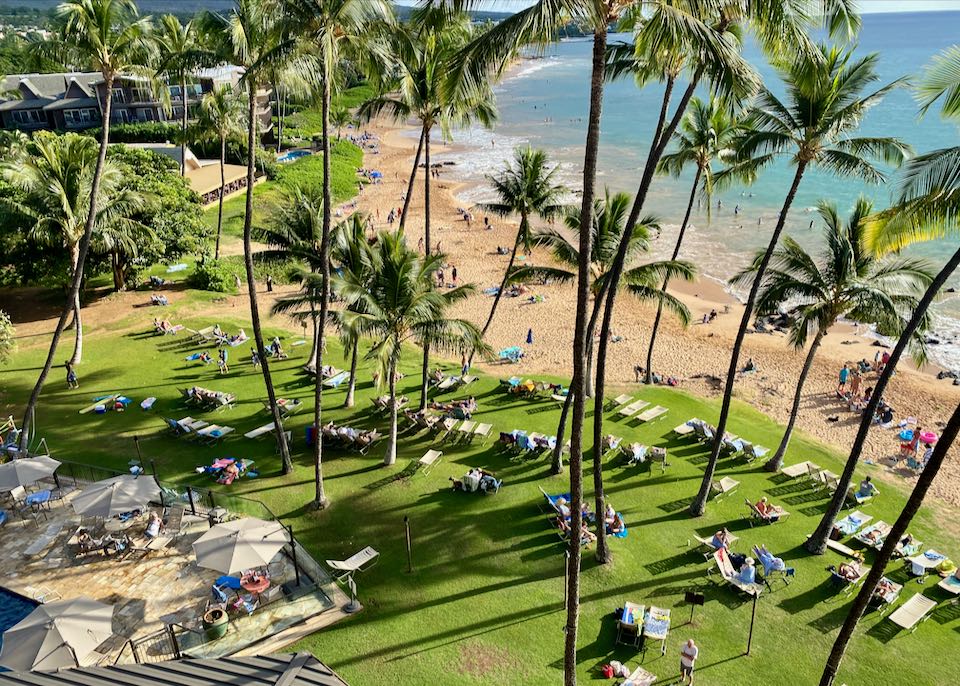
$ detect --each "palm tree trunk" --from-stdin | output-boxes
[307,309,320,369]
[585,335,595,398]
[766,329,825,471]
[344,336,358,408]
[385,356,398,465]
[472,220,524,365]
[180,75,187,176]
[215,135,226,260]
[564,29,607,686]
[806,244,960,553]
[399,126,425,232]
[691,161,808,517]
[243,80,292,476]
[19,76,116,453]
[645,166,701,384]
[419,124,432,411]
[311,72,334,509]
[819,401,960,685]
[68,242,83,365]
[274,82,282,153]
[552,288,608,474]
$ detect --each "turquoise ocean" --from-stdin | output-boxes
[428,10,960,369]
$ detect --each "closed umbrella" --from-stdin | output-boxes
[0,455,60,492]
[526,328,534,345]
[71,475,159,517]
[0,597,113,672]
[193,517,290,574]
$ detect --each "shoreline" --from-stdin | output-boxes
[355,115,960,509]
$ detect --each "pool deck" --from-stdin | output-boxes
[0,488,352,665]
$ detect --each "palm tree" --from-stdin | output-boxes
[740,199,932,472]
[357,11,496,410]
[2,133,147,354]
[690,45,910,518]
[17,0,152,452]
[200,84,247,259]
[334,230,487,466]
[330,213,373,408]
[644,96,741,384]
[473,146,566,363]
[154,14,210,176]
[819,401,960,686]
[807,44,960,554]
[200,0,294,475]
[330,105,352,140]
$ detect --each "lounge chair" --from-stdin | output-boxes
[855,521,892,549]
[197,425,235,445]
[710,476,740,500]
[712,548,763,597]
[244,422,276,440]
[833,510,872,537]
[649,446,668,472]
[617,399,649,419]
[419,449,443,474]
[455,420,477,442]
[740,441,769,462]
[23,585,62,603]
[326,546,380,580]
[829,564,867,595]
[893,536,923,559]
[323,371,350,389]
[634,405,668,423]
[782,460,820,479]
[606,394,633,411]
[888,593,938,632]
[937,574,960,596]
[625,443,647,465]
[692,532,740,558]
[616,600,644,648]
[719,434,744,455]
[745,498,789,526]
[868,577,903,615]
[672,418,702,439]
[811,468,839,492]
[473,422,493,443]
[847,484,875,506]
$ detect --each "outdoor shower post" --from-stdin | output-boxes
[404,516,413,573]
[287,524,301,587]
[186,487,196,516]
[746,592,758,655]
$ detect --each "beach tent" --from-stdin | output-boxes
[0,598,113,671]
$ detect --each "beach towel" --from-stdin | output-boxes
[140,397,157,411]
[609,514,628,539]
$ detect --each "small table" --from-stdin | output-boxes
[24,489,51,511]
[462,472,481,493]
[104,516,140,533]
[241,574,270,595]
[907,549,947,577]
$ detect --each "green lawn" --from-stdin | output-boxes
[3,298,959,685]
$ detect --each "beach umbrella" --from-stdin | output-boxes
[526,328,534,345]
[0,598,113,672]
[71,474,159,517]
[0,455,61,492]
[192,517,290,574]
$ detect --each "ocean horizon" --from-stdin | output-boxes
[427,10,960,371]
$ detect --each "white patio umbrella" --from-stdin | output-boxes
[71,474,160,517]
[0,455,61,492]
[0,597,113,672]
[193,517,290,574]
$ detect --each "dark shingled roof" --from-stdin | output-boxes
[0,652,348,686]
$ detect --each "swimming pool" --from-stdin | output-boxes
[0,587,38,668]
[277,149,312,163]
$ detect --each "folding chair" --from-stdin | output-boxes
[326,546,380,581]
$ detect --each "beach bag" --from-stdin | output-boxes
[601,664,614,679]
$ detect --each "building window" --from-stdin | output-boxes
[111,87,126,103]
[63,108,98,126]
[12,109,44,125]
[169,85,182,98]
[131,87,153,103]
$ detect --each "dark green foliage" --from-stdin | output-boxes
[187,258,238,292]
[273,139,363,200]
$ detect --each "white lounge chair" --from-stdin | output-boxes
[473,423,493,443]
[712,548,762,597]
[326,546,380,580]
[888,593,938,632]
[635,405,668,423]
[244,422,276,440]
[606,393,633,411]
[419,449,443,474]
[323,371,351,389]
[740,441,769,462]
[711,476,740,500]
[672,418,702,438]
[782,461,819,479]
[617,400,649,418]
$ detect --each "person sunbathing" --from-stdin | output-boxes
[711,529,731,551]
[894,534,916,556]
[837,560,862,581]
[604,435,621,451]
[874,578,897,599]
[755,497,783,521]
[737,558,756,584]
[862,527,885,545]
[753,545,785,575]
[219,461,240,483]
[430,368,445,383]
[230,329,247,343]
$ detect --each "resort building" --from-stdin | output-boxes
[0,67,272,134]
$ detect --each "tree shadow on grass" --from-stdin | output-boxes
[808,603,853,632]
[644,551,696,575]
[783,490,832,507]
[778,578,837,615]
[798,502,831,516]
[931,599,960,624]
[657,496,694,513]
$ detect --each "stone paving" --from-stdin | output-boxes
[0,488,345,664]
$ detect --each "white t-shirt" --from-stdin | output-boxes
[681,645,699,668]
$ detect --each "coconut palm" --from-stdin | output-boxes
[690,45,911,518]
[17,0,152,452]
[807,44,960,554]
[357,13,496,409]
[820,401,960,686]
[736,199,932,472]
[473,147,566,363]
[330,213,374,408]
[2,133,147,348]
[644,96,742,384]
[330,105,352,140]
[199,0,294,475]
[199,85,247,259]
[154,15,211,176]
[334,230,487,466]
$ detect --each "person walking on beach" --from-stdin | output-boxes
[250,347,260,368]
[451,265,458,285]
[838,363,850,394]
[680,639,698,684]
[218,349,229,375]
[418,237,424,253]
[65,361,78,389]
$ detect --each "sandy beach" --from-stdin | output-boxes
[352,115,960,509]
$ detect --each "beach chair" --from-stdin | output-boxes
[323,371,350,389]
[606,394,633,411]
[435,376,458,391]
[937,574,960,596]
[740,441,769,462]
[419,449,443,475]
[672,418,702,439]
[436,417,459,443]
[244,422,276,440]
[855,521,892,549]
[888,594,938,632]
[650,447,668,472]
[456,420,477,443]
[868,577,903,615]
[355,430,381,455]
[617,399,649,419]
[847,484,875,506]
[473,423,493,443]
[24,585,62,603]
[79,395,117,414]
[625,443,647,465]
[712,548,763,597]
[894,536,923,559]
[782,460,819,479]
[198,425,235,445]
[326,546,380,581]
[745,498,789,526]
[692,531,740,559]
[719,434,744,455]
[634,405,668,423]
[616,601,644,649]
[832,510,872,537]
[710,476,740,500]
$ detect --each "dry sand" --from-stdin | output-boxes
[352,116,960,508]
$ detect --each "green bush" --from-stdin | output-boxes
[273,139,363,201]
[187,260,239,293]
[0,309,14,364]
[93,122,180,143]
